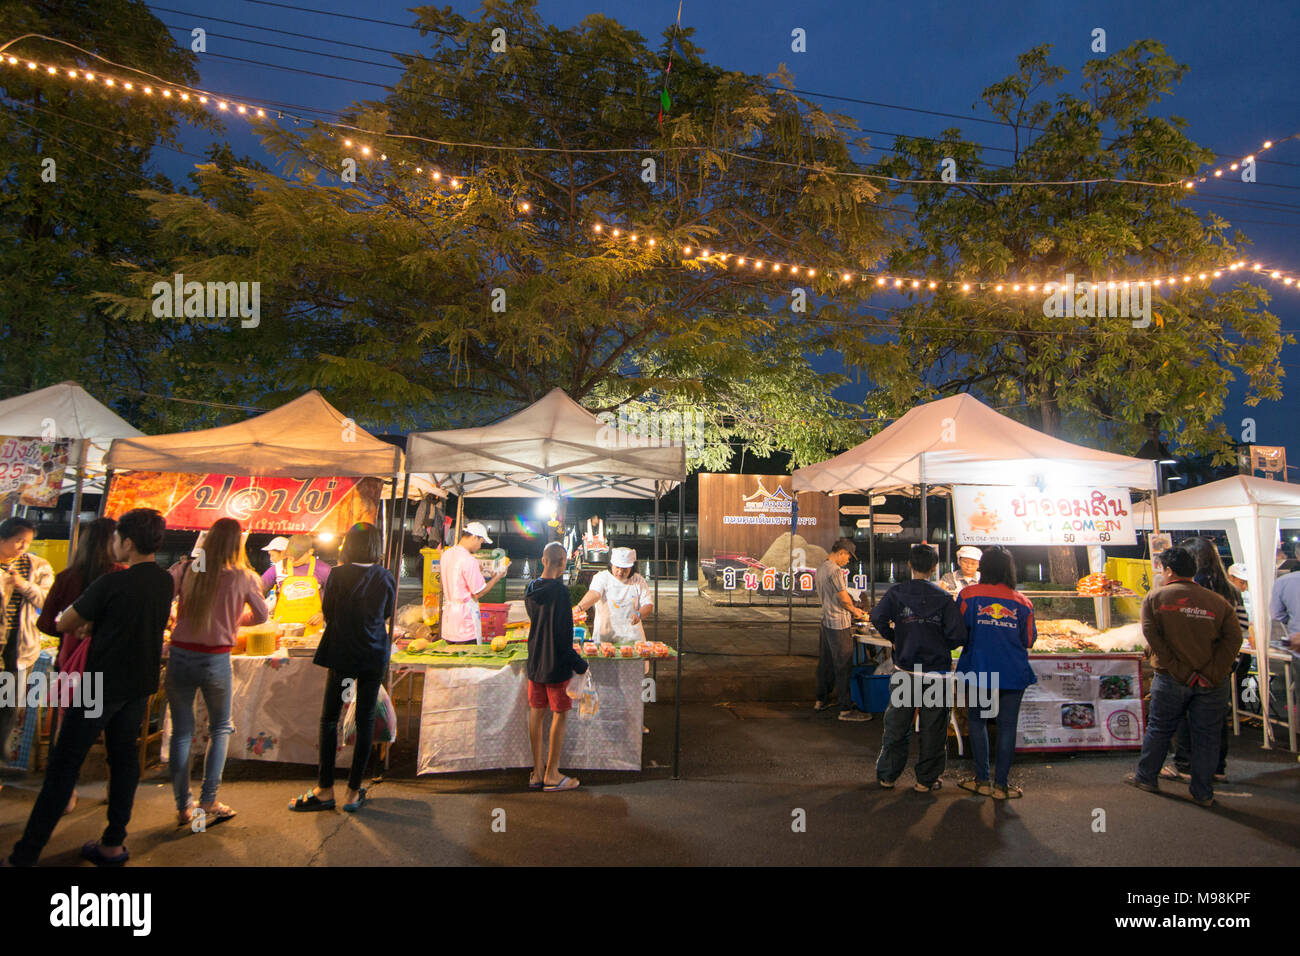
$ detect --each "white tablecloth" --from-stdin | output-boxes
[416,658,644,774]
[162,653,356,767]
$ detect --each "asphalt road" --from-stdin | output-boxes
[2,702,1296,866]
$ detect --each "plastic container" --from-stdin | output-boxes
[480,603,509,638]
[245,627,277,656]
[850,669,893,714]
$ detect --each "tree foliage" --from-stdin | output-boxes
[102,0,891,461]
[847,41,1289,460]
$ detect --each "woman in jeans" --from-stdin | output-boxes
[955,547,1037,799]
[290,523,395,814]
[167,518,268,827]
[37,517,122,813]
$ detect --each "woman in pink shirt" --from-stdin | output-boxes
[166,518,268,827]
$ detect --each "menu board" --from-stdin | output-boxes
[0,436,71,509]
[1016,654,1145,751]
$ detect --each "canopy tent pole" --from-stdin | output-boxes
[786,496,798,655]
[68,439,88,557]
[946,492,953,569]
[653,486,660,646]
[97,467,113,518]
[672,480,684,780]
[382,457,399,561]
[920,482,928,544]
[868,488,876,605]
[388,471,413,641]
[453,477,466,540]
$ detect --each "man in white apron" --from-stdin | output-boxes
[576,547,653,642]
[439,522,506,644]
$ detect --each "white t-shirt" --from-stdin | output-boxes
[590,569,653,641]
[440,544,486,643]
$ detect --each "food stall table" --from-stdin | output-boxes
[391,643,665,773]
[162,652,360,767]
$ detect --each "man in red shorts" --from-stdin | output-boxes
[525,541,588,792]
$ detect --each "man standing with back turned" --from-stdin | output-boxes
[814,538,870,721]
[1127,546,1242,808]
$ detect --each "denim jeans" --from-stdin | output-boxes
[9,696,148,866]
[966,688,1026,788]
[1171,656,1248,775]
[165,646,235,810]
[0,637,17,758]
[1136,673,1229,803]
[876,673,950,786]
[318,669,381,793]
[816,625,855,710]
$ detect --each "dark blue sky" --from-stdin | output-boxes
[150,0,1299,467]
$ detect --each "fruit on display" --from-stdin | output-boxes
[491,635,508,653]
[408,637,431,652]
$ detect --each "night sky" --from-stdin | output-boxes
[149,0,1299,467]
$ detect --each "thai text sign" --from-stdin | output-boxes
[953,484,1135,546]
[0,436,71,509]
[105,472,380,533]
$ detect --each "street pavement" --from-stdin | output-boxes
[2,700,1296,866]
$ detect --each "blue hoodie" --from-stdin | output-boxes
[870,578,966,672]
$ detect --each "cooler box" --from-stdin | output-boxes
[850,667,892,714]
[480,603,509,638]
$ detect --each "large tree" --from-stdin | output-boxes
[103,0,890,463]
[0,0,215,428]
[848,41,1289,458]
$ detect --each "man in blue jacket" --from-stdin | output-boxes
[870,543,967,792]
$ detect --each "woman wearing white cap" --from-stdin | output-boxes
[575,547,653,642]
[939,546,982,594]
[439,522,506,644]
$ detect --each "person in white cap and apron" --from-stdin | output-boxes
[576,547,653,642]
[439,522,506,644]
[939,546,982,594]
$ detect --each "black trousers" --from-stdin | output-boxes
[318,670,382,792]
[0,637,17,757]
[9,696,148,866]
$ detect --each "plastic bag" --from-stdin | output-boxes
[396,604,425,628]
[873,645,897,677]
[575,671,599,719]
[339,685,398,750]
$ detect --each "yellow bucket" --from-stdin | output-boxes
[244,625,278,656]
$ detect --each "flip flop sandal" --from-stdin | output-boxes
[543,775,580,792]
[913,780,943,792]
[177,806,196,828]
[80,841,129,866]
[878,778,896,789]
[288,792,335,812]
[958,779,992,796]
[198,803,238,826]
[1159,766,1189,781]
[342,789,367,813]
[992,785,1023,800]
[528,778,545,790]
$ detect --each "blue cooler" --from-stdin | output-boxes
[850,667,893,714]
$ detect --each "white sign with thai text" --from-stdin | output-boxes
[952,484,1136,546]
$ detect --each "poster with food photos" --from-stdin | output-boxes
[1016,654,1145,751]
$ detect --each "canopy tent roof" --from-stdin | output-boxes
[406,388,687,499]
[1134,474,1300,527]
[793,393,1159,494]
[0,381,142,471]
[1134,474,1300,748]
[105,390,402,477]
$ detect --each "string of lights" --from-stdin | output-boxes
[3,39,1296,293]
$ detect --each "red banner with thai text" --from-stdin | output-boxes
[104,472,381,534]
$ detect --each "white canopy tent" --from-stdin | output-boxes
[106,390,400,478]
[105,390,406,563]
[0,381,145,548]
[406,388,684,499]
[793,393,1159,495]
[405,388,690,775]
[1134,475,1300,749]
